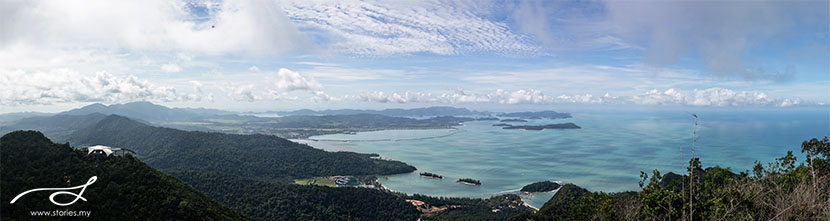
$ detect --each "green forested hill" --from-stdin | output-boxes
[167,170,421,220]
[67,115,416,181]
[0,131,250,220]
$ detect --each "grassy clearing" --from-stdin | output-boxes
[294,177,337,187]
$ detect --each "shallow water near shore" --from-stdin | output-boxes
[298,109,830,208]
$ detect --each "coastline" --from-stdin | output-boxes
[302,128,464,142]
[374,177,545,211]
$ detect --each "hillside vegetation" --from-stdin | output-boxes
[67,114,416,181]
[168,170,421,220]
[0,131,249,220]
[511,137,830,220]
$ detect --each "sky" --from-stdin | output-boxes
[1,0,829,113]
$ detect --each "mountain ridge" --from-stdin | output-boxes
[0,130,250,220]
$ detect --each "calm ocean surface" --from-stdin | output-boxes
[297,109,830,208]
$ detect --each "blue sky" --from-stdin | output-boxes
[1,0,828,113]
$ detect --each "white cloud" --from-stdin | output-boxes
[282,0,540,56]
[227,84,259,102]
[0,69,208,106]
[161,63,182,73]
[176,53,192,62]
[345,88,806,107]
[777,98,801,107]
[222,68,325,102]
[630,88,773,107]
[275,68,322,92]
[1,0,308,57]
[248,66,260,72]
[189,80,213,102]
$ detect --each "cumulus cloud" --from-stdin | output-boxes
[630,88,773,107]
[346,88,807,107]
[0,69,208,106]
[275,68,322,92]
[189,80,213,102]
[161,63,182,73]
[223,68,325,102]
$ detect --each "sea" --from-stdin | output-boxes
[295,108,830,208]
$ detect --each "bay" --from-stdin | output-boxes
[297,109,830,208]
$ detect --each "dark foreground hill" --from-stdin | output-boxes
[66,114,416,181]
[0,131,249,220]
[168,170,421,220]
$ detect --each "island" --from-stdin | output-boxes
[420,172,443,179]
[520,181,561,192]
[492,123,512,127]
[500,119,528,122]
[475,117,499,121]
[498,111,572,119]
[502,123,581,130]
[457,178,482,185]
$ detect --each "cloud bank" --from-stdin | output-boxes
[348,88,806,107]
[0,69,208,105]
[0,66,808,108]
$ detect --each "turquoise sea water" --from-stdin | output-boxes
[297,109,830,208]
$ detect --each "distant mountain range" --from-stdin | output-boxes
[1,102,573,127]
[258,106,490,117]
[60,101,235,122]
[1,102,572,139]
[0,111,52,124]
[0,113,110,141]
[2,102,576,125]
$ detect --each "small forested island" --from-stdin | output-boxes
[492,123,512,127]
[457,178,482,185]
[420,172,443,179]
[475,117,499,121]
[500,119,528,122]
[498,111,572,119]
[520,181,561,192]
[502,123,581,130]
